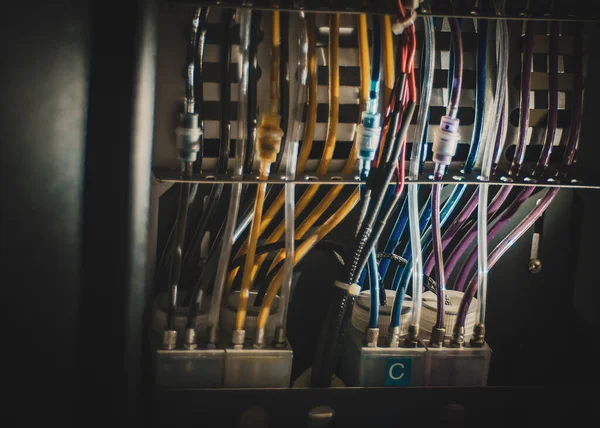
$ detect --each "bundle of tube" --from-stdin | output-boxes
[311,1,418,386]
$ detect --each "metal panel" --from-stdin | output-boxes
[79,0,158,425]
[0,0,90,422]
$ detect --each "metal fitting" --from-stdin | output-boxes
[232,329,246,349]
[429,327,446,348]
[365,328,380,348]
[450,325,465,348]
[404,325,420,348]
[272,326,287,348]
[470,324,486,347]
[162,330,177,350]
[175,113,202,163]
[183,328,197,350]
[206,325,218,349]
[528,259,542,274]
[388,326,401,348]
[253,328,265,349]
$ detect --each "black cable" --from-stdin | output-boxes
[181,183,224,276]
[272,12,289,174]
[250,240,348,306]
[192,7,209,174]
[217,9,234,173]
[167,162,193,331]
[244,10,262,174]
[377,252,437,293]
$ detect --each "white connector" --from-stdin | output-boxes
[432,116,461,166]
[392,10,418,35]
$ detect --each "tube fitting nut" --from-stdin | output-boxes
[175,113,202,163]
[162,330,177,350]
[470,323,486,347]
[232,329,246,349]
[184,328,197,350]
[432,116,460,166]
[364,328,380,347]
[450,325,465,348]
[429,327,446,348]
[388,326,401,348]
[404,324,420,347]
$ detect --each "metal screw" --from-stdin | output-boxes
[528,259,542,274]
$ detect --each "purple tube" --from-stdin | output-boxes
[453,186,535,292]
[456,188,560,327]
[509,21,535,177]
[534,22,559,175]
[560,26,584,174]
[431,182,446,327]
[424,185,512,277]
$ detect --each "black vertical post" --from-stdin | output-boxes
[80,0,157,424]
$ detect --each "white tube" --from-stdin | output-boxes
[407,16,434,331]
[475,19,508,326]
[276,13,307,334]
[207,9,251,341]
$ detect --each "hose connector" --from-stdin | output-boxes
[256,112,284,165]
[356,111,382,164]
[206,325,218,349]
[388,326,402,348]
[450,325,465,348]
[364,327,379,348]
[232,329,245,349]
[184,327,197,350]
[429,327,446,348]
[175,113,202,163]
[404,324,420,348]
[162,329,177,350]
[253,327,266,349]
[469,323,486,347]
[272,326,287,349]
[432,116,460,166]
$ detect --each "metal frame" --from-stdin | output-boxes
[168,0,600,22]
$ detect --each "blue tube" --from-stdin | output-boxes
[464,20,488,174]
[392,183,467,293]
[367,250,379,328]
[370,14,382,101]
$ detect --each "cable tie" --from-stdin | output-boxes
[334,281,361,295]
[392,11,417,35]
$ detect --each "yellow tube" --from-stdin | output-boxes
[267,14,369,271]
[382,15,395,104]
[235,165,269,331]
[270,10,280,115]
[226,14,339,291]
[223,15,318,292]
[257,189,360,330]
[357,14,370,112]
[234,11,283,332]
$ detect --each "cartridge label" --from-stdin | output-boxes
[385,357,412,386]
